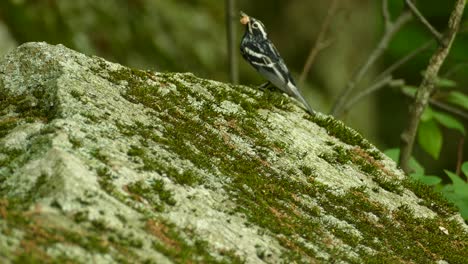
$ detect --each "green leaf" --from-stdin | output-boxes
[383,148,399,161]
[461,162,468,178]
[447,91,468,111]
[401,85,417,97]
[445,170,467,190]
[443,170,468,219]
[459,205,468,220]
[433,111,465,135]
[436,77,457,88]
[417,120,442,160]
[383,148,424,175]
[421,107,433,122]
[418,175,442,185]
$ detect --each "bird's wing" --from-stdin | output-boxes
[242,40,291,84]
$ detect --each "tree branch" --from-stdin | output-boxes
[225,0,238,84]
[399,0,466,173]
[374,40,434,83]
[341,40,433,114]
[330,0,412,117]
[405,0,444,43]
[401,87,468,121]
[456,137,465,179]
[341,76,394,113]
[299,0,339,87]
[382,0,391,29]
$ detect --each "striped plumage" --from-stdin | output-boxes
[239,11,314,115]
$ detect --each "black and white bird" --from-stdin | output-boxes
[239,11,314,115]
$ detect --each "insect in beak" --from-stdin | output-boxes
[240,11,250,25]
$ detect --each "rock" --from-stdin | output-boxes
[0,42,466,263]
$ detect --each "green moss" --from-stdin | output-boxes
[0,199,142,262]
[0,117,19,138]
[0,147,23,171]
[80,111,100,123]
[319,145,403,194]
[148,219,245,264]
[64,229,110,254]
[306,115,382,161]
[402,178,457,216]
[73,210,89,223]
[69,136,83,148]
[96,166,116,194]
[319,145,354,166]
[91,148,108,164]
[306,115,368,147]
[228,174,326,259]
[1,83,59,121]
[150,179,176,206]
[82,65,468,262]
[319,188,468,263]
[356,159,379,175]
[373,175,403,194]
[126,179,176,212]
[299,165,314,177]
[70,89,84,99]
[127,145,145,157]
[335,145,352,164]
[353,154,403,194]
[100,69,329,259]
[106,71,277,188]
[140,154,202,186]
[108,232,144,249]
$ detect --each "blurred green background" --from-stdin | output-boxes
[1,0,468,178]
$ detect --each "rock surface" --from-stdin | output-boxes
[0,42,466,263]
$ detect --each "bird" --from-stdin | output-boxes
[239,11,314,115]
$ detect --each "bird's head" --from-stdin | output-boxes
[240,11,268,40]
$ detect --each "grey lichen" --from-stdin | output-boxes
[0,42,466,263]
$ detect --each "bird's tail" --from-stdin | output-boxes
[286,82,315,115]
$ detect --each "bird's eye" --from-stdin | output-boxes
[252,22,259,29]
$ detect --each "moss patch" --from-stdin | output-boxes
[148,219,244,263]
[307,115,382,161]
[0,199,139,263]
[87,65,468,262]
[2,49,466,263]
[125,179,176,212]
[402,178,458,217]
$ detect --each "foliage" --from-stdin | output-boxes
[403,81,466,160]
[0,0,226,78]
[385,149,468,219]
[443,169,468,219]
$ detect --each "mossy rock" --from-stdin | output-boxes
[0,42,466,263]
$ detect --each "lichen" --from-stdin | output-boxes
[0,42,466,263]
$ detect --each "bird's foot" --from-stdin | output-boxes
[257,81,271,89]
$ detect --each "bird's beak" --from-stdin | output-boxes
[240,11,250,25]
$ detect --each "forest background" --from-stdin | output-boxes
[0,0,467,218]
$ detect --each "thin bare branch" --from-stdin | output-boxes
[225,0,238,84]
[443,62,468,78]
[342,76,394,113]
[405,0,444,43]
[299,0,339,87]
[399,0,466,173]
[330,5,412,117]
[401,87,468,120]
[342,40,433,113]
[456,137,465,179]
[382,0,391,29]
[374,40,434,82]
[430,99,468,121]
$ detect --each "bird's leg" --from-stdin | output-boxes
[257,81,271,89]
